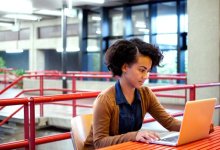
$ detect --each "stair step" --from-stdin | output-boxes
[0,124,18,134]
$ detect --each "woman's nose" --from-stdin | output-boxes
[143,72,150,79]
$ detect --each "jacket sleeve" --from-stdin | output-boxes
[92,94,137,149]
[145,87,181,131]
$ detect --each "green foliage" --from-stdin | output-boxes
[0,57,5,68]
[12,69,25,89]
[0,57,5,74]
[12,69,25,76]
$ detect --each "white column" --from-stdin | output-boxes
[29,23,45,71]
[188,0,220,124]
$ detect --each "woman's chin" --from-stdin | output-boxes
[136,83,143,88]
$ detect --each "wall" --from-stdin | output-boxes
[188,0,220,124]
[0,17,80,71]
[0,50,29,70]
[188,0,220,98]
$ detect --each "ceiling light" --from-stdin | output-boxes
[6,49,24,53]
[87,0,104,4]
[56,47,80,52]
[0,0,33,14]
[92,16,101,21]
[4,14,41,21]
[81,0,104,4]
[87,46,99,52]
[34,9,62,16]
[138,28,149,33]
[135,21,146,28]
[64,8,78,18]
[72,0,105,4]
[96,29,101,34]
[0,22,13,27]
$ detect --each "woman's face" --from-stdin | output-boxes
[122,55,152,88]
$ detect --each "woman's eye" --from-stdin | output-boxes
[139,69,145,73]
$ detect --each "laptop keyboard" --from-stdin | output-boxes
[160,135,179,142]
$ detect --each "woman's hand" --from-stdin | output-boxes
[136,130,160,143]
[209,123,214,134]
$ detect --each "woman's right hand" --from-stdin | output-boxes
[136,130,160,143]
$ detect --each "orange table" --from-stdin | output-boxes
[99,126,220,150]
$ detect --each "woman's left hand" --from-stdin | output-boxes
[209,123,214,134]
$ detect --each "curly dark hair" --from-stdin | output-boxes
[105,38,163,77]
[129,38,164,68]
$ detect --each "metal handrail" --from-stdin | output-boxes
[0,76,24,95]
[0,83,219,149]
[0,73,187,123]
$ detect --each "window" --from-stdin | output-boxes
[38,24,79,39]
[87,13,101,52]
[88,53,100,71]
[157,50,177,74]
[88,13,101,38]
[152,2,178,74]
[132,5,150,36]
[87,39,100,52]
[109,7,123,36]
[86,12,102,71]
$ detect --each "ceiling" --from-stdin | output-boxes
[0,0,162,29]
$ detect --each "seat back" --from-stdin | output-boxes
[71,114,93,150]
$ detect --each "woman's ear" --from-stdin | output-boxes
[121,64,128,73]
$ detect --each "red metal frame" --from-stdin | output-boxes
[0,68,14,87]
[0,73,187,120]
[0,105,23,126]
[1,71,220,150]
[0,83,220,149]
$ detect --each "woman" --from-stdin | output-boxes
[83,38,181,149]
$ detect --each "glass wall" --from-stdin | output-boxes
[87,53,100,71]
[87,13,101,52]
[86,12,102,71]
[131,5,150,42]
[180,0,188,73]
[153,2,178,74]
[0,0,187,75]
[82,0,187,76]
[109,7,123,37]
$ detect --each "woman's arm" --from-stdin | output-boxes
[92,94,137,148]
[145,88,181,131]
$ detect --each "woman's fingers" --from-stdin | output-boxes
[136,130,160,143]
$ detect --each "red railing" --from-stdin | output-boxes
[0,72,187,96]
[0,97,29,150]
[20,70,188,82]
[0,69,187,88]
[0,71,202,131]
[0,92,99,150]
[0,82,219,149]
[0,68,18,87]
[0,73,187,119]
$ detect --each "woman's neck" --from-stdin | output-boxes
[119,79,135,105]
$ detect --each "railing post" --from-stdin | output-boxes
[29,97,36,150]
[72,75,76,93]
[3,69,6,88]
[72,99,77,117]
[72,75,76,117]
[39,75,44,117]
[189,84,196,100]
[184,89,187,103]
[39,75,44,96]
[24,102,29,150]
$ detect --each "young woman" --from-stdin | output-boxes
[83,38,182,149]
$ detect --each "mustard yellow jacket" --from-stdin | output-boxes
[84,86,181,149]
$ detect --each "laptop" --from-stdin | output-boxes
[150,98,216,146]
